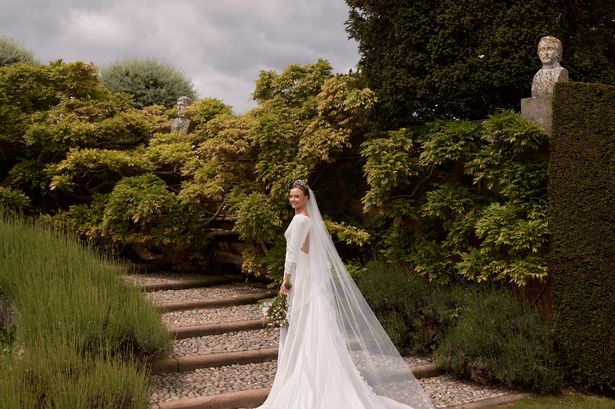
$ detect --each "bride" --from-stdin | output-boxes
[257,180,434,409]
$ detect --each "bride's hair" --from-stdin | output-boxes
[291,180,310,198]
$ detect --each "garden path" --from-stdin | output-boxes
[125,271,529,409]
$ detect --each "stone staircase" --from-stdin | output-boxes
[125,272,530,409]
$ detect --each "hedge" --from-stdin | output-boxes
[549,81,615,392]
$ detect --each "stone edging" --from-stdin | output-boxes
[170,319,270,339]
[137,275,243,292]
[412,363,444,379]
[445,392,532,409]
[151,387,270,409]
[157,292,277,312]
[152,348,279,373]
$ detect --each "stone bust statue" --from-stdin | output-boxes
[171,96,194,134]
[531,36,569,97]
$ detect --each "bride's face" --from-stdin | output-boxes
[289,188,308,210]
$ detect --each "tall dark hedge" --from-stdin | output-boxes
[346,0,615,128]
[549,82,615,392]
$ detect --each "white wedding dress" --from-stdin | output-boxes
[257,191,434,409]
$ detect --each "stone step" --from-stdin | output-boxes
[125,273,244,292]
[156,292,277,312]
[153,348,279,373]
[169,328,279,358]
[150,360,275,407]
[163,304,265,331]
[152,388,269,409]
[146,283,274,306]
[170,319,270,340]
[150,367,521,409]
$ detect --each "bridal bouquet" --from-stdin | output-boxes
[260,295,288,328]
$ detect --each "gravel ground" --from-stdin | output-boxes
[150,361,277,403]
[162,304,265,328]
[170,328,280,357]
[421,375,513,408]
[146,283,271,305]
[403,355,432,367]
[168,328,432,364]
[124,272,212,286]
[150,362,514,408]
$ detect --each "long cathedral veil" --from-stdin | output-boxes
[304,188,434,409]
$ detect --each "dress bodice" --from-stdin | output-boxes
[284,214,311,275]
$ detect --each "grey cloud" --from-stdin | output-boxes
[1,0,359,113]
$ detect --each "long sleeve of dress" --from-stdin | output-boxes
[284,216,311,276]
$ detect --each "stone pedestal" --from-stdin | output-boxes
[521,95,553,136]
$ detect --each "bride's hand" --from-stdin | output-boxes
[279,282,289,297]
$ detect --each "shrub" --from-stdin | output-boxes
[357,259,430,354]
[0,187,30,213]
[0,36,38,66]
[0,340,149,409]
[361,111,550,286]
[357,261,563,393]
[433,285,563,394]
[0,215,172,407]
[100,57,197,109]
[550,82,615,392]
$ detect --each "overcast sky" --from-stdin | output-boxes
[1,0,360,113]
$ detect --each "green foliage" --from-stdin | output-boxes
[419,120,480,166]
[186,97,233,125]
[0,36,38,66]
[0,215,171,407]
[324,219,371,247]
[362,111,549,286]
[357,260,562,393]
[550,82,615,393]
[356,260,430,353]
[101,175,208,253]
[0,343,150,409]
[346,0,615,127]
[0,187,30,213]
[0,61,101,146]
[229,191,283,243]
[49,148,152,192]
[434,285,563,394]
[361,128,420,218]
[100,58,196,109]
[215,60,375,279]
[1,58,372,275]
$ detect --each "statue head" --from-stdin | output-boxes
[537,36,563,66]
[176,96,191,117]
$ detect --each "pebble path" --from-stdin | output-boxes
[146,283,270,305]
[124,272,210,287]
[131,273,519,409]
[162,304,265,328]
[170,329,279,358]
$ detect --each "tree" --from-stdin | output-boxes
[0,58,373,273]
[99,58,197,109]
[183,60,375,279]
[0,36,38,67]
[345,0,615,128]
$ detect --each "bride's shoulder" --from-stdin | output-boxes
[293,214,311,225]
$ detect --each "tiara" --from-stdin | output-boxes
[293,179,310,190]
